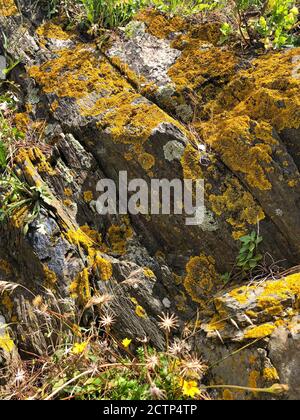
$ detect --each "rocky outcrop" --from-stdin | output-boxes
[200,271,300,399]
[0,2,300,399]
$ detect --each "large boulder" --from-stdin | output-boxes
[0,3,299,398]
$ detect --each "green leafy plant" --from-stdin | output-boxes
[220,22,234,43]
[236,231,263,272]
[151,0,220,15]
[256,0,299,48]
[0,111,24,170]
[80,0,145,28]
[0,174,52,234]
[233,0,299,48]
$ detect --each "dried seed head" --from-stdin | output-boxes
[158,312,179,333]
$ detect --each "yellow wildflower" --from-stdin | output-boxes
[181,379,201,398]
[71,341,88,355]
[122,338,132,348]
[0,333,14,353]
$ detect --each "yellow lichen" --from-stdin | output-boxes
[209,177,265,238]
[107,219,133,255]
[64,199,73,207]
[16,147,56,178]
[139,152,155,170]
[93,255,113,281]
[181,144,203,181]
[248,370,260,389]
[244,323,276,339]
[14,113,30,131]
[198,48,300,193]
[229,286,250,305]
[230,273,300,317]
[136,8,186,39]
[184,254,220,305]
[0,0,18,17]
[263,367,279,381]
[69,268,91,304]
[200,116,275,191]
[43,265,57,289]
[36,22,71,40]
[168,43,237,100]
[28,44,184,146]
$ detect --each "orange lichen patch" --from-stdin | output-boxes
[257,273,300,308]
[36,22,71,40]
[94,96,179,145]
[80,225,103,245]
[83,190,94,203]
[230,273,300,315]
[136,8,186,39]
[229,286,250,304]
[200,116,275,191]
[181,144,203,181]
[69,268,91,304]
[93,255,113,281]
[28,44,183,146]
[43,265,57,289]
[0,259,12,275]
[0,0,18,17]
[209,177,265,239]
[139,152,155,170]
[16,147,56,179]
[263,367,279,381]
[206,48,300,130]
[168,43,237,97]
[196,48,300,193]
[107,219,133,255]
[184,254,220,305]
[244,323,276,339]
[14,113,30,131]
[205,314,226,332]
[66,225,106,261]
[28,44,102,99]
[10,204,30,229]
[248,370,260,388]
